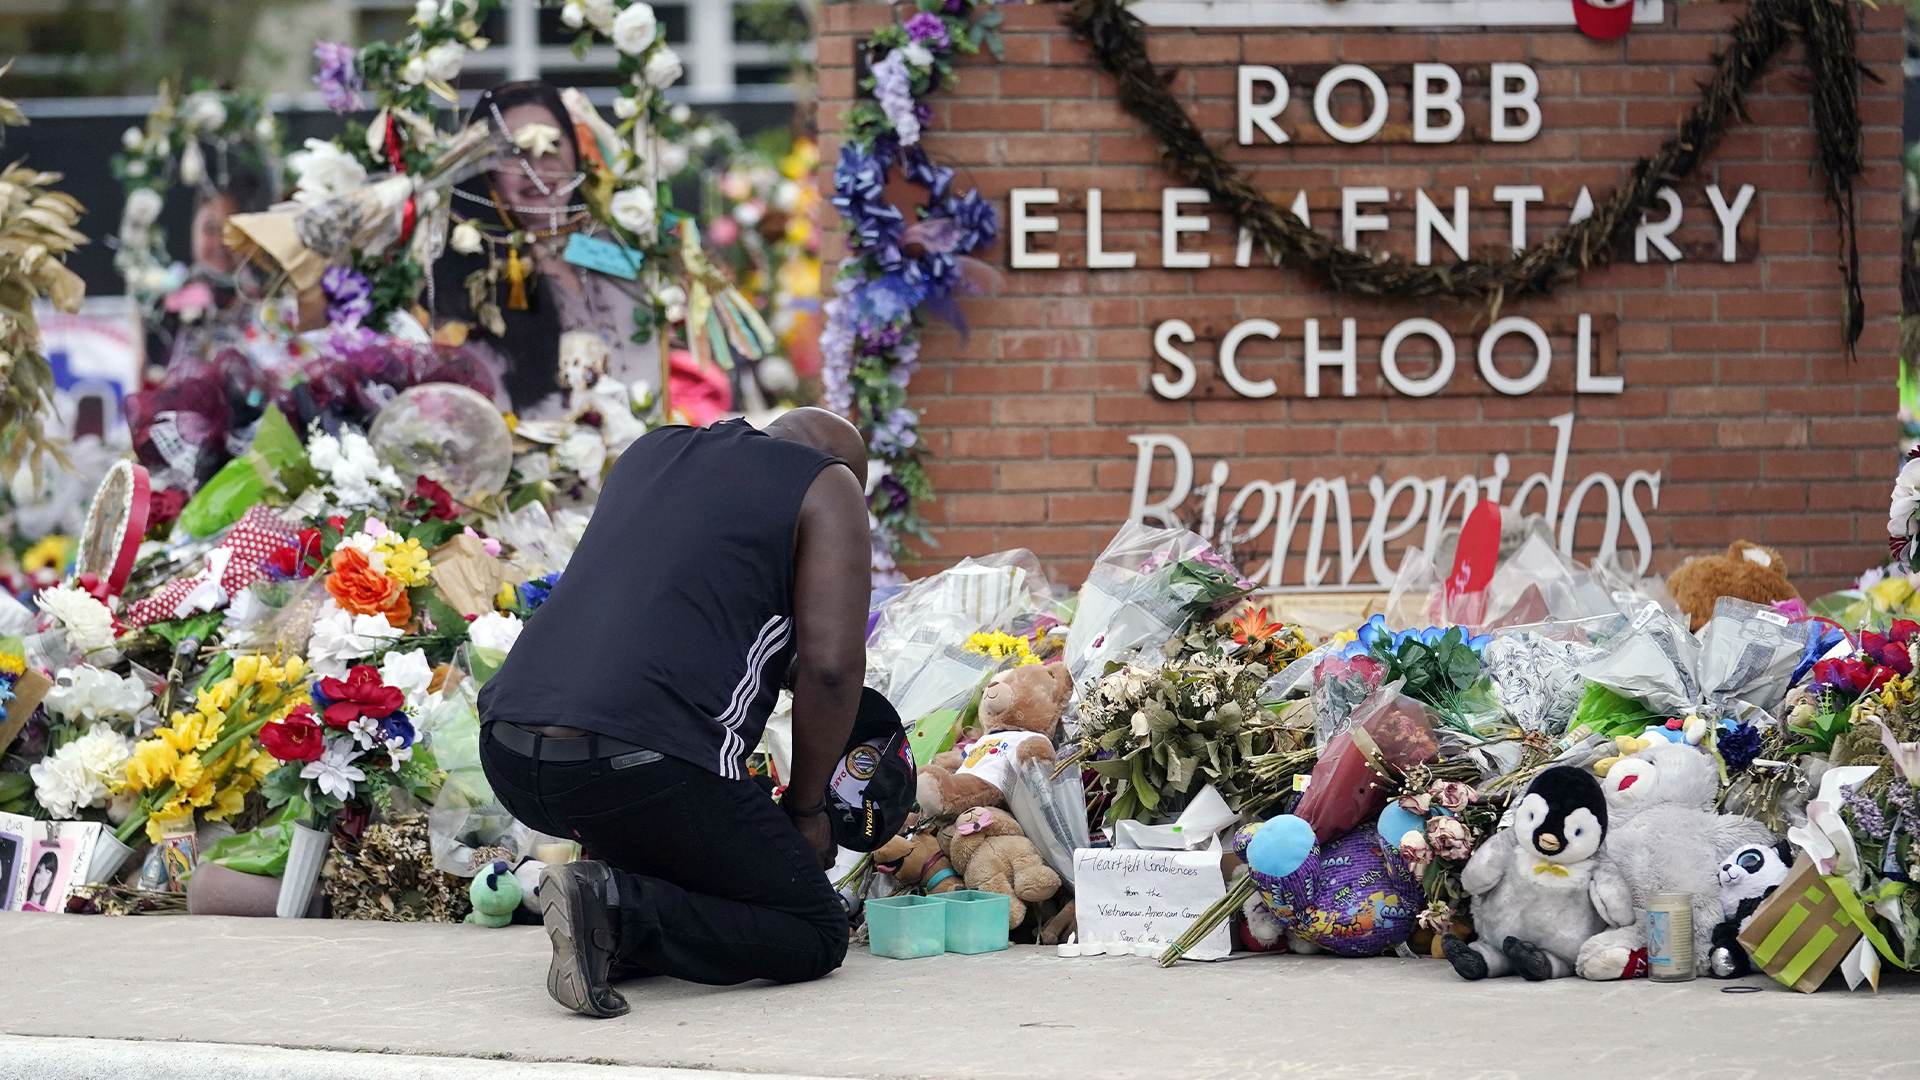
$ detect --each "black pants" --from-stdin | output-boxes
[480,725,848,986]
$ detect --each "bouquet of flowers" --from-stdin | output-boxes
[258,663,432,822]
[113,653,309,843]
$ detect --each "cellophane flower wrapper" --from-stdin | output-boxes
[1579,597,1808,728]
[865,551,1049,703]
[1063,522,1214,689]
[1293,679,1439,845]
[1482,533,1619,627]
[1483,631,1606,737]
[1309,653,1385,746]
[1002,757,1090,884]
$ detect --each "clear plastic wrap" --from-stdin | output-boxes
[1482,533,1615,628]
[866,550,1049,702]
[1482,631,1606,737]
[1293,679,1439,843]
[1002,758,1091,884]
[1577,596,1807,727]
[1062,522,1253,688]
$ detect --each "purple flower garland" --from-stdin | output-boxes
[828,0,1004,583]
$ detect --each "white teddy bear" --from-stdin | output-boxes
[1574,739,1777,980]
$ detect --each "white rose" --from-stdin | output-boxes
[123,187,164,229]
[668,103,690,123]
[422,40,466,82]
[1890,458,1920,537]
[121,126,143,151]
[560,0,586,28]
[125,159,147,178]
[467,611,524,654]
[450,221,483,254]
[286,138,368,205]
[609,185,656,234]
[611,1,657,54]
[183,91,227,132]
[582,0,617,33]
[253,113,277,144]
[413,0,438,25]
[901,42,934,68]
[654,283,686,307]
[379,648,437,706]
[401,56,427,86]
[658,142,688,176]
[612,94,640,120]
[642,46,682,88]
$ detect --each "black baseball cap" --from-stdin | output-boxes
[825,688,915,852]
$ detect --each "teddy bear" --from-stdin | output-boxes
[941,806,1062,928]
[465,860,522,927]
[1574,739,1778,979]
[916,662,1071,819]
[873,830,961,895]
[1443,766,1634,981]
[1235,813,1424,956]
[1665,540,1799,632]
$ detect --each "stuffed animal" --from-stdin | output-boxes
[1665,541,1799,632]
[873,831,961,895]
[941,806,1062,928]
[1235,814,1423,956]
[465,860,522,927]
[1708,840,1793,978]
[917,662,1071,819]
[1574,740,1778,979]
[1442,766,1633,981]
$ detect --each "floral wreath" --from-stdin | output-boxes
[303,0,727,367]
[111,84,285,328]
[825,1,1005,582]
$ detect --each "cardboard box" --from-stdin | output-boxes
[1737,854,1863,993]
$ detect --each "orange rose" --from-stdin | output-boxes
[325,546,411,627]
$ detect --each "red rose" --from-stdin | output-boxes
[261,704,325,763]
[412,476,458,521]
[315,664,404,729]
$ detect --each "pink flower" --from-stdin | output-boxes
[1429,781,1477,811]
[1398,830,1432,869]
[1398,793,1431,814]
[1426,816,1473,861]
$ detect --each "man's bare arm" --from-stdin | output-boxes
[784,462,871,865]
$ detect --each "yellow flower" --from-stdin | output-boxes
[21,534,67,575]
[206,784,249,822]
[170,751,205,793]
[0,650,23,677]
[1868,576,1916,613]
[157,717,199,753]
[496,581,519,611]
[375,535,434,588]
[233,654,263,685]
[281,655,306,685]
[124,740,180,793]
[963,631,1039,667]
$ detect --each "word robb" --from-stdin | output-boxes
[1127,412,1660,590]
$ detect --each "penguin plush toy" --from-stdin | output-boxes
[1444,766,1634,980]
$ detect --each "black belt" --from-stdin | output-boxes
[486,722,661,769]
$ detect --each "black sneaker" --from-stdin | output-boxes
[538,861,629,1018]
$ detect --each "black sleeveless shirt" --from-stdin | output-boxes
[479,418,840,779]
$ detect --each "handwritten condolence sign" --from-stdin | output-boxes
[1073,848,1232,960]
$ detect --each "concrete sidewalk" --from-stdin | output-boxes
[1,912,1915,1080]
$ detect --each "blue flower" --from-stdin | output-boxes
[379,713,415,750]
[519,571,562,611]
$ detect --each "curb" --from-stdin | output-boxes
[0,1035,863,1080]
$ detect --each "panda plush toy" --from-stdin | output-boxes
[1443,766,1635,980]
[1708,841,1793,977]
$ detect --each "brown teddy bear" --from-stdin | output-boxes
[915,661,1071,819]
[1665,540,1799,632]
[873,831,961,895]
[942,806,1062,928]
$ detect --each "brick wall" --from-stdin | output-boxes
[816,1,1904,594]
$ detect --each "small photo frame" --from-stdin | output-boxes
[20,837,75,913]
[0,829,22,910]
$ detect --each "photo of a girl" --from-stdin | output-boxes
[21,839,73,913]
[432,81,658,420]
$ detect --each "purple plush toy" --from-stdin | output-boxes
[1234,814,1424,956]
